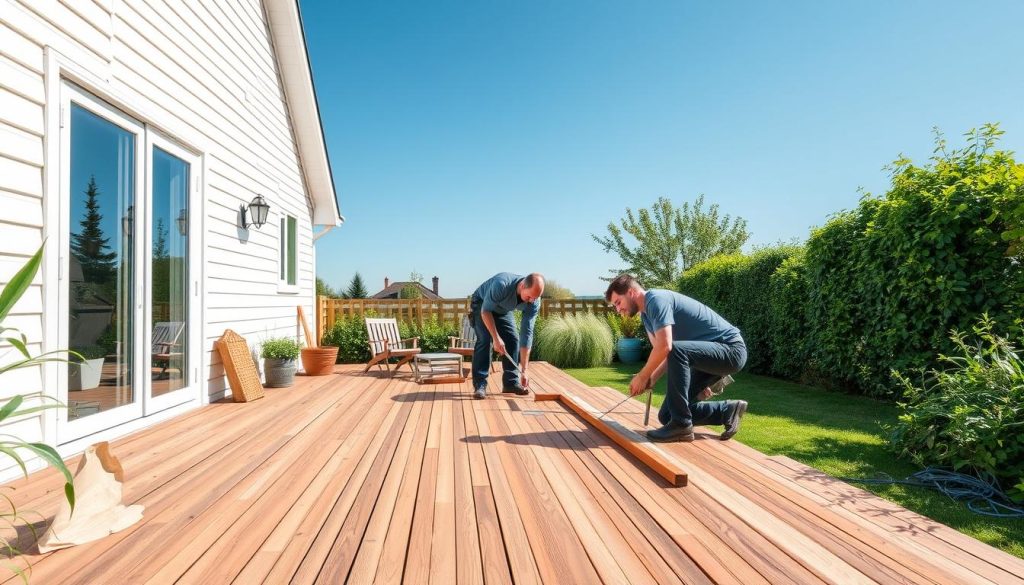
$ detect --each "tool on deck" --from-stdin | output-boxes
[597,394,634,419]
[643,388,653,426]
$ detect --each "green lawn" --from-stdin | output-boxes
[563,363,1024,559]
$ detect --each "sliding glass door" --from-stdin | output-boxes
[58,83,200,443]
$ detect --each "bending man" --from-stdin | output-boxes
[605,274,748,442]
[470,272,545,399]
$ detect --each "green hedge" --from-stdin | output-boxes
[805,127,1024,396]
[676,126,1024,398]
[678,245,802,375]
[767,251,812,380]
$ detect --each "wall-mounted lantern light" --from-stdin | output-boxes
[176,208,188,236]
[240,195,270,230]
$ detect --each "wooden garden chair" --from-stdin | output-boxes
[364,317,420,375]
[448,315,496,373]
[152,321,184,377]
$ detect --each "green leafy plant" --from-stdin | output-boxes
[606,313,642,339]
[889,316,1024,501]
[399,318,459,354]
[805,125,1024,396]
[69,345,107,360]
[1,245,76,580]
[260,337,300,360]
[322,316,372,363]
[535,314,613,368]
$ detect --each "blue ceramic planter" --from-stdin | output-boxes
[616,337,643,363]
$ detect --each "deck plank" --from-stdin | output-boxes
[2,363,1022,584]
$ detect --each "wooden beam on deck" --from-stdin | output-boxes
[534,390,688,486]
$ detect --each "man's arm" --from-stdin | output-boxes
[629,326,671,396]
[517,301,539,388]
[479,310,506,356]
[649,330,669,383]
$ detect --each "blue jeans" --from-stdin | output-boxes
[658,338,747,427]
[470,299,520,389]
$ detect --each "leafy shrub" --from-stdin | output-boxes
[766,251,813,380]
[606,313,642,339]
[535,314,613,368]
[678,245,802,374]
[261,337,301,360]
[322,316,371,363]
[400,318,459,353]
[71,344,108,360]
[806,126,1024,396]
[888,317,1024,501]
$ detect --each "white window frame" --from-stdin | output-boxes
[42,48,209,453]
[278,212,299,293]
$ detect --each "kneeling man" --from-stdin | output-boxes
[605,274,748,442]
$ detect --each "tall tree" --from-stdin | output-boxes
[345,272,368,299]
[70,176,118,285]
[316,277,338,298]
[592,195,750,287]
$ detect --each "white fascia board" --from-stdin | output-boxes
[265,0,343,227]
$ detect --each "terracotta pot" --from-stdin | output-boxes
[301,346,339,376]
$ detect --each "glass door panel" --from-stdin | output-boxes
[66,104,137,422]
[150,147,189,398]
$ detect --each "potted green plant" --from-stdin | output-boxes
[68,344,107,391]
[261,337,300,387]
[612,313,644,363]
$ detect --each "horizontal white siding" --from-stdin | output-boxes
[0,0,320,469]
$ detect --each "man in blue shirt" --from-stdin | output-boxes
[605,274,748,442]
[469,272,545,399]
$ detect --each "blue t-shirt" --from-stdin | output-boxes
[640,289,741,343]
[472,272,541,348]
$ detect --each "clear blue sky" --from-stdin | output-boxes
[304,0,1024,298]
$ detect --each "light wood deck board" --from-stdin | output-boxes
[2,362,1022,584]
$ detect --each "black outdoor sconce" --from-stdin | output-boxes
[240,195,270,230]
[176,208,188,236]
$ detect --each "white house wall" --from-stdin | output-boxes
[0,0,317,470]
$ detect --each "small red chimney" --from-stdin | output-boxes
[432,276,439,295]
[384,277,390,289]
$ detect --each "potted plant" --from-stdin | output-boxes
[612,313,644,363]
[68,345,107,391]
[261,337,300,387]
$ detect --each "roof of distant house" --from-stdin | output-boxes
[371,282,442,300]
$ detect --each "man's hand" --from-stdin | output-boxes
[629,372,650,396]
[521,372,530,389]
[492,337,507,357]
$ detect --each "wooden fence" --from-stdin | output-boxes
[316,297,612,343]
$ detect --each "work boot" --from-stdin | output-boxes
[646,420,695,442]
[473,385,487,400]
[721,400,748,440]
[502,384,529,396]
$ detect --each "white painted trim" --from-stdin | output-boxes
[144,129,204,414]
[56,81,147,443]
[264,0,341,227]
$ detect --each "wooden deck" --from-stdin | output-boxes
[3,362,1023,584]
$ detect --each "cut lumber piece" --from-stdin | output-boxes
[553,392,688,486]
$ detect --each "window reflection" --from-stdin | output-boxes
[67,105,135,420]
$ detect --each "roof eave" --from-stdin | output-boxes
[264,0,343,227]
